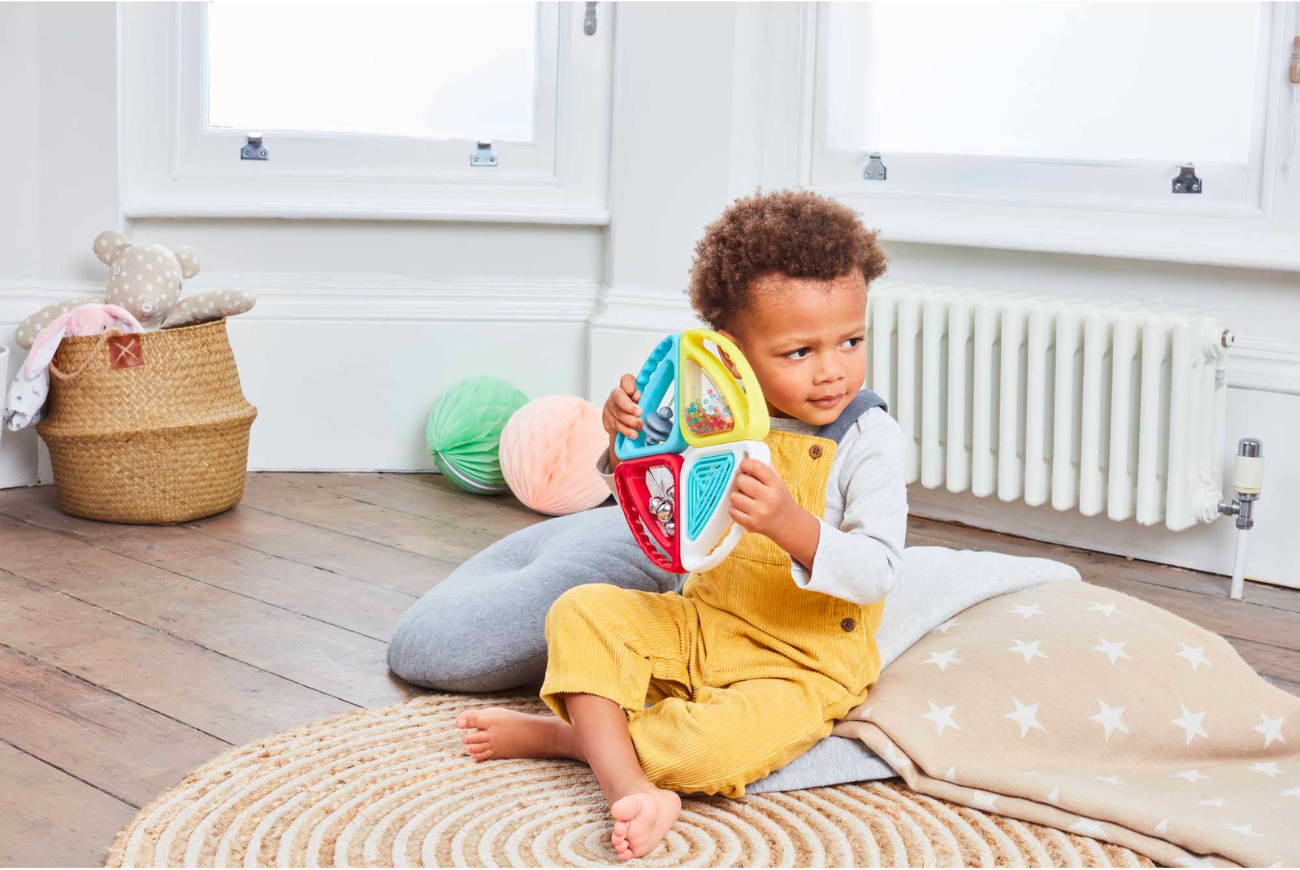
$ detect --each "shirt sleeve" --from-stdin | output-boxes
[595,447,619,503]
[788,409,908,605]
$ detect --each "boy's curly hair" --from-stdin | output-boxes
[687,189,888,330]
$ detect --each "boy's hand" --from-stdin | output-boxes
[729,458,800,539]
[602,374,642,439]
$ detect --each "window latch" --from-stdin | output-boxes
[863,152,887,181]
[241,132,268,161]
[584,2,598,36]
[471,142,498,168]
[1172,163,1202,194]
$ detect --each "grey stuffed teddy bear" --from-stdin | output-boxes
[14,230,256,349]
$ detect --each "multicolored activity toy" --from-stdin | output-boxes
[614,329,771,573]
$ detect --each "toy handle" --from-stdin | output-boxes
[685,441,772,573]
[614,466,678,573]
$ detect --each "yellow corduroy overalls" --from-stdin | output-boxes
[540,392,887,798]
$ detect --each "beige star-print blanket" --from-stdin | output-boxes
[832,580,1299,867]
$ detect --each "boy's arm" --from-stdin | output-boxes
[595,440,620,503]
[786,410,908,605]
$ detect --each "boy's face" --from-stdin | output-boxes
[717,270,868,425]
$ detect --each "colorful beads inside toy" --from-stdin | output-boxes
[684,387,735,437]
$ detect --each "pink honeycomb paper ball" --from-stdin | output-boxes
[500,395,611,516]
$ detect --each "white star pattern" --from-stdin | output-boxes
[1005,697,1045,738]
[1248,761,1283,778]
[1092,774,1125,786]
[944,766,956,781]
[1092,638,1133,665]
[1009,603,1044,618]
[1089,699,1130,740]
[1154,819,1169,836]
[1251,712,1285,748]
[968,790,999,811]
[1194,797,1225,808]
[1007,639,1047,664]
[1088,602,1118,617]
[1175,642,1213,671]
[1046,787,1059,804]
[135,254,143,261]
[1174,857,1218,868]
[881,741,913,771]
[1225,823,1261,838]
[1173,769,1210,784]
[921,701,960,736]
[924,649,962,671]
[1172,703,1209,746]
[932,619,963,634]
[1069,818,1107,837]
[1279,786,1300,798]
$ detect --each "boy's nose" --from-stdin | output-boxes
[815,359,844,383]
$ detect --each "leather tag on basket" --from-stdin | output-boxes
[108,334,144,370]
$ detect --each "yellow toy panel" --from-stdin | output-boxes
[678,329,769,448]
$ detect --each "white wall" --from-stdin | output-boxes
[0,3,1295,589]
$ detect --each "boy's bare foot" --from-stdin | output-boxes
[455,707,584,762]
[610,787,682,861]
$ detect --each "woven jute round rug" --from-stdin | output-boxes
[106,692,1154,868]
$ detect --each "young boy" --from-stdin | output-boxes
[455,190,907,860]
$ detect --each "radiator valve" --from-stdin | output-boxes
[1217,438,1263,530]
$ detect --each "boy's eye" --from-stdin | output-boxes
[842,337,864,349]
[785,347,812,360]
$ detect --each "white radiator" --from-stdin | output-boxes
[865,282,1231,531]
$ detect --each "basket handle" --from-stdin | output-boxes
[48,331,116,382]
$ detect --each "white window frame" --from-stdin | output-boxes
[121,2,613,224]
[779,2,1300,270]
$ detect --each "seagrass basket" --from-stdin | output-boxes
[36,318,257,524]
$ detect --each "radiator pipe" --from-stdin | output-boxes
[1217,438,1263,600]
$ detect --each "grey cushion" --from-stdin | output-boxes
[388,506,680,692]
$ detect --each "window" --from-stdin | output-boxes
[122,2,613,223]
[207,3,539,143]
[824,4,1263,165]
[776,1,1300,268]
[812,2,1274,208]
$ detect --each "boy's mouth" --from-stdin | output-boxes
[809,392,844,409]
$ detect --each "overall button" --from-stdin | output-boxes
[840,617,856,632]
[809,444,823,459]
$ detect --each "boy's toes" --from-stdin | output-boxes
[462,731,490,746]
[456,710,478,729]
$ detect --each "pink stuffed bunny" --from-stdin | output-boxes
[3,303,144,432]
[25,303,144,379]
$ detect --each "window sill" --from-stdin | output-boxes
[122,196,611,226]
[815,186,1300,272]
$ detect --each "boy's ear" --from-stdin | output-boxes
[714,328,744,380]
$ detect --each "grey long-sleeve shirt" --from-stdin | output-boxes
[595,407,908,605]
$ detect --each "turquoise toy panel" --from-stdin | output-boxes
[685,452,735,540]
[614,334,688,460]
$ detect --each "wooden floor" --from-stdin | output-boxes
[0,473,1296,867]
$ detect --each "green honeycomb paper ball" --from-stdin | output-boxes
[426,376,529,494]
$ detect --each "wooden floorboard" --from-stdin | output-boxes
[0,570,356,744]
[0,645,228,808]
[0,741,137,868]
[0,515,412,709]
[0,472,1296,867]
